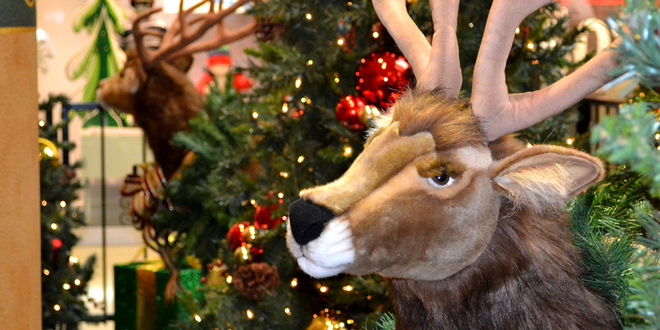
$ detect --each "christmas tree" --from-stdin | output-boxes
[140,0,618,329]
[39,95,102,329]
[590,0,660,328]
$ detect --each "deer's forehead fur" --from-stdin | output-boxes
[368,90,485,151]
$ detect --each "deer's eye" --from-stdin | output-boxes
[429,171,454,187]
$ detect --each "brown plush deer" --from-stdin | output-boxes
[287,0,621,329]
[97,0,258,179]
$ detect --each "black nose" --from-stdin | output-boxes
[288,198,337,245]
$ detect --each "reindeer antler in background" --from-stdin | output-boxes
[373,0,620,141]
[133,0,259,71]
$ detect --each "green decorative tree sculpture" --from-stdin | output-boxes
[66,0,128,127]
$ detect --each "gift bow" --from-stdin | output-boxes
[120,163,168,221]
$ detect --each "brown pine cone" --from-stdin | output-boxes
[256,19,287,42]
[233,262,281,301]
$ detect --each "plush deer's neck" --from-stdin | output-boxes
[134,63,203,179]
[388,200,619,330]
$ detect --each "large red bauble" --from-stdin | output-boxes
[336,95,367,131]
[253,204,284,229]
[355,51,412,109]
[227,222,251,250]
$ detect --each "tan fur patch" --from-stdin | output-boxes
[303,123,436,214]
[343,161,500,280]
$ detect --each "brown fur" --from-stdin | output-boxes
[293,90,619,330]
[389,200,619,330]
[97,49,203,179]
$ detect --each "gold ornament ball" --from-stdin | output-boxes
[359,105,381,125]
[38,137,59,164]
[241,225,259,244]
[234,244,254,264]
[206,267,228,286]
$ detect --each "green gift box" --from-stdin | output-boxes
[114,261,202,330]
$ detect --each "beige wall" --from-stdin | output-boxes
[0,29,40,329]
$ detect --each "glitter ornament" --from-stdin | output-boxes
[253,204,284,229]
[355,51,412,109]
[336,95,367,131]
[227,222,251,250]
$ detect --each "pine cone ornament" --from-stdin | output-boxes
[256,19,287,42]
[233,262,281,301]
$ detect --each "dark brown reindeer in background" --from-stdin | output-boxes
[97,0,258,300]
[287,0,621,329]
[97,0,258,179]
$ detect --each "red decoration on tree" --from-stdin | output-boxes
[355,51,412,109]
[51,238,63,250]
[227,222,251,250]
[253,204,284,229]
[232,72,252,93]
[51,238,63,263]
[336,95,367,131]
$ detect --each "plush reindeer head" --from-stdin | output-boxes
[97,0,258,179]
[287,0,616,282]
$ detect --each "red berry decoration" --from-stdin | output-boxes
[232,72,252,93]
[355,51,412,109]
[253,204,284,229]
[51,238,63,250]
[336,95,367,131]
[50,238,63,263]
[227,222,251,250]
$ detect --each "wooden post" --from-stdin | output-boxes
[0,1,40,329]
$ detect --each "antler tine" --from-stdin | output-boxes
[146,0,256,67]
[472,0,619,141]
[417,0,461,96]
[164,0,258,60]
[167,20,258,60]
[372,0,432,83]
[155,0,213,61]
[132,6,164,70]
[373,0,461,97]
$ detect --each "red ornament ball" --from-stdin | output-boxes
[253,204,284,229]
[51,238,63,250]
[336,95,367,131]
[227,222,251,250]
[355,51,412,109]
[232,72,252,93]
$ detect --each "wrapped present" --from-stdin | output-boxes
[114,261,202,330]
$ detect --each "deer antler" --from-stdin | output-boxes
[472,0,620,141]
[372,0,462,97]
[133,0,259,71]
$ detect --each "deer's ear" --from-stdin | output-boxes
[123,67,142,94]
[489,145,604,212]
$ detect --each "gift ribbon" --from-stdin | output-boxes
[120,152,196,303]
